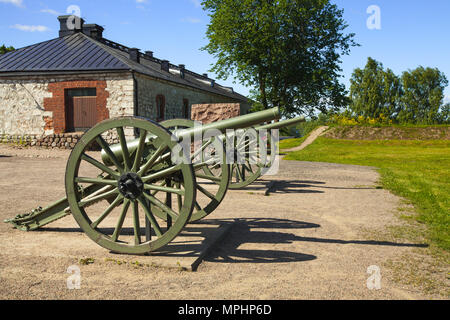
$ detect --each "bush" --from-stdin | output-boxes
[330,113,393,126]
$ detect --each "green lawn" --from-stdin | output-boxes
[282,138,450,251]
[278,136,307,149]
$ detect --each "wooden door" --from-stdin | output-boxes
[72,96,97,132]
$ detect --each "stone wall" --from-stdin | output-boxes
[191,103,241,124]
[106,76,134,119]
[135,73,246,122]
[0,80,52,136]
[1,132,82,149]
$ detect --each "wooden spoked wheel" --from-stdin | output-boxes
[65,117,196,254]
[160,119,230,222]
[202,128,267,189]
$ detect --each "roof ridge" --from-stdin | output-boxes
[78,33,135,70]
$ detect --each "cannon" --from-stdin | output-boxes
[5,107,281,255]
[160,116,305,189]
[170,116,304,189]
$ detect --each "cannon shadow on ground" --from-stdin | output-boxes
[38,217,428,264]
[240,179,326,194]
[254,179,380,194]
[147,218,319,264]
[201,218,428,264]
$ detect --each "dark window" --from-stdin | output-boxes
[183,99,189,119]
[156,95,165,122]
[67,88,96,97]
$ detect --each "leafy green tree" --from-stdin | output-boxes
[201,0,357,117]
[438,103,450,123]
[399,67,448,124]
[0,44,15,54]
[349,57,402,120]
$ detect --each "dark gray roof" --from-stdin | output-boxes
[0,33,129,72]
[0,33,248,102]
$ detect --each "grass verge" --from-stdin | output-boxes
[283,137,450,252]
[278,136,308,150]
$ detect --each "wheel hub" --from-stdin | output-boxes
[118,172,144,200]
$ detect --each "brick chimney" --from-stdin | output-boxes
[58,15,85,37]
[161,60,170,72]
[82,24,104,40]
[129,48,140,63]
[179,64,186,79]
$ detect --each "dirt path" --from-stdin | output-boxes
[0,145,437,300]
[282,126,329,152]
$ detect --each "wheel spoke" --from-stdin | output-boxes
[96,136,124,174]
[75,177,118,187]
[137,197,163,237]
[117,127,131,171]
[236,164,244,182]
[111,199,130,242]
[196,184,216,200]
[142,191,178,220]
[244,162,254,174]
[144,183,185,195]
[165,179,172,229]
[81,153,119,178]
[191,138,214,161]
[78,188,119,208]
[195,173,222,182]
[142,164,182,183]
[132,129,148,172]
[193,160,214,170]
[90,195,123,229]
[138,143,169,176]
[175,182,183,211]
[132,201,141,245]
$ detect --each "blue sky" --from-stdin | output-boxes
[1,0,449,103]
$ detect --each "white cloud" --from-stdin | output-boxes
[136,0,149,10]
[40,9,60,15]
[181,17,201,24]
[0,0,24,7]
[190,0,201,8]
[10,24,50,32]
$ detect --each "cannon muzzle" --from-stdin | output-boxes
[256,116,305,131]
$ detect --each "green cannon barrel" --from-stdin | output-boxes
[102,107,280,165]
[255,116,305,131]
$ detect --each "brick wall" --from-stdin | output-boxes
[44,80,110,134]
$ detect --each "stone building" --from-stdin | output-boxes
[0,15,250,139]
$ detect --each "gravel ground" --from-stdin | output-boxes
[0,144,442,300]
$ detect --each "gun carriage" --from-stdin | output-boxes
[5,108,304,255]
